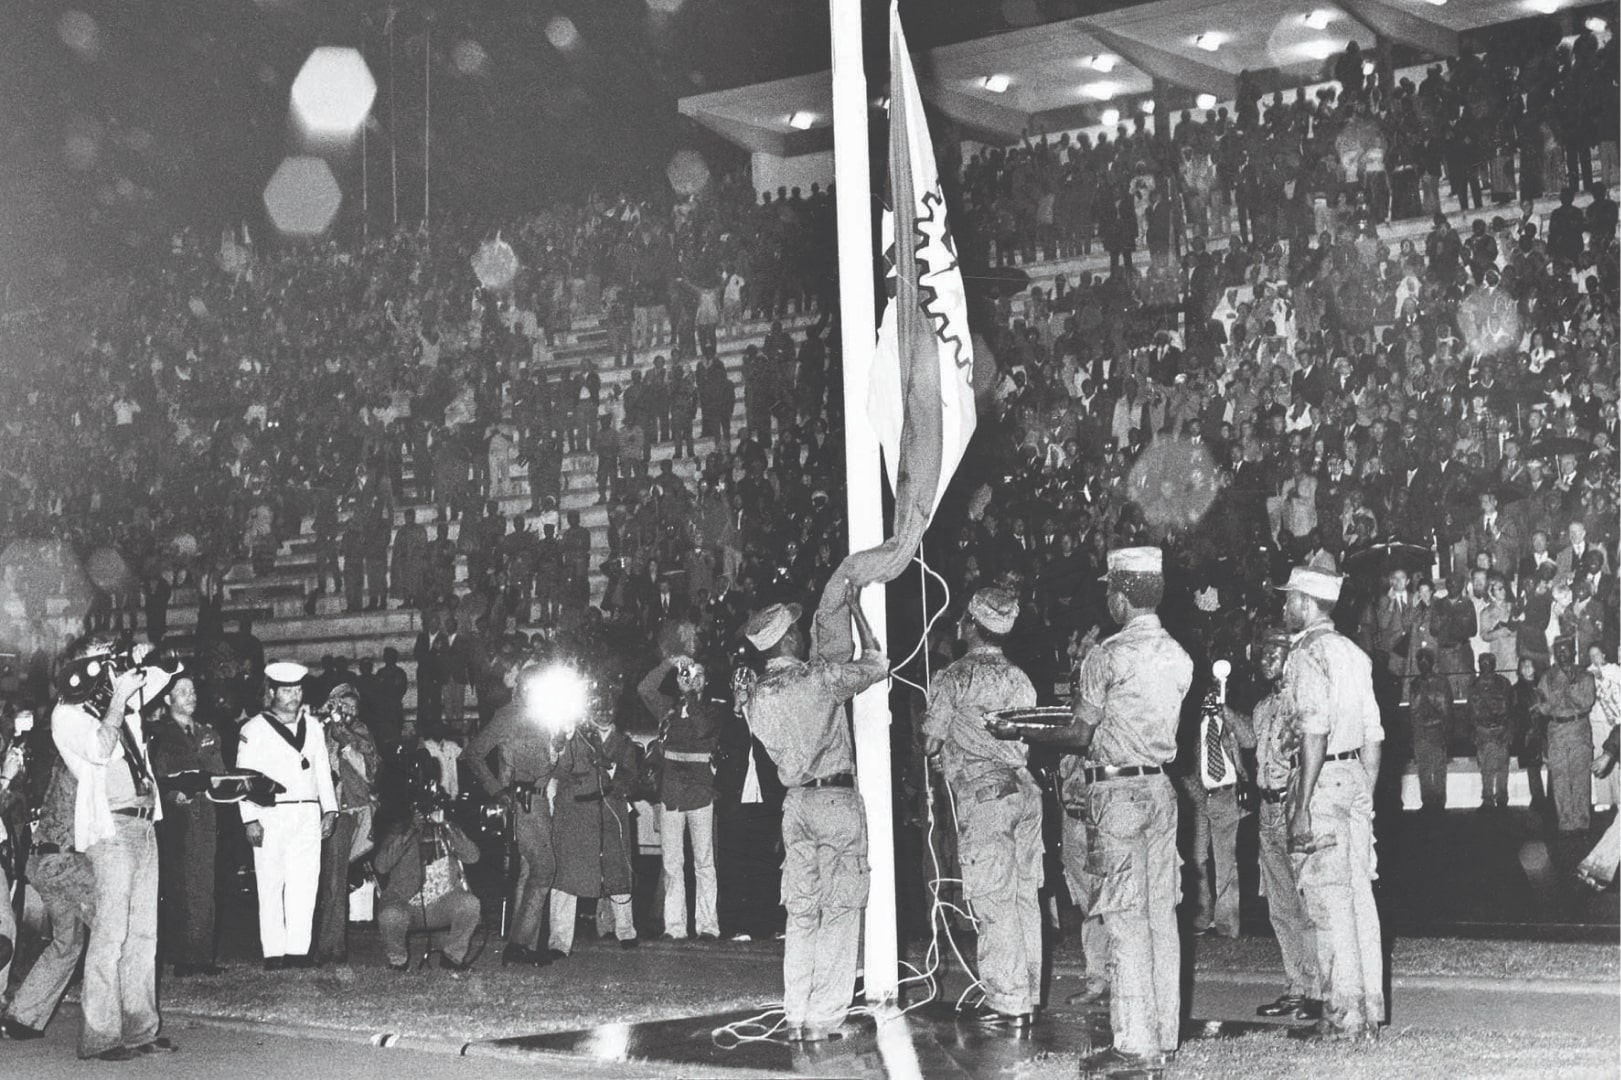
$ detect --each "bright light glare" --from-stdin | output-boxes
[263,156,342,238]
[1196,93,1218,110]
[1304,10,1333,29]
[1090,54,1118,72]
[982,74,1011,93]
[1585,16,1607,32]
[546,16,582,51]
[290,47,376,145]
[1194,33,1223,52]
[1526,0,1558,11]
[1140,99,1156,114]
[1301,38,1337,60]
[787,111,815,130]
[1083,81,1118,100]
[524,666,590,733]
[1100,108,1121,126]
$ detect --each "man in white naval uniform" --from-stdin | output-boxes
[238,662,337,969]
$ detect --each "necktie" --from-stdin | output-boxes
[1204,692,1226,785]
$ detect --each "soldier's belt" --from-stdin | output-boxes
[797,772,855,790]
[663,750,712,764]
[1082,764,1163,784]
[1287,749,1362,766]
[573,791,606,802]
[1548,714,1583,724]
[1259,787,1290,805]
[31,842,64,855]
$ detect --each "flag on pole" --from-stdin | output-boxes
[870,0,976,518]
[828,0,976,602]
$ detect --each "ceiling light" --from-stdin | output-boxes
[1304,10,1333,29]
[982,74,1011,93]
[1090,54,1118,72]
[1196,93,1218,110]
[787,111,814,130]
[1586,16,1608,32]
[1194,33,1223,52]
[1140,99,1155,114]
[1100,108,1120,126]
[1083,81,1117,100]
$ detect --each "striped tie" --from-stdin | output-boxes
[1204,692,1226,785]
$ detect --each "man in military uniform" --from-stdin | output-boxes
[150,675,226,976]
[1232,630,1322,1022]
[741,587,886,1042]
[638,655,722,941]
[1017,547,1190,1075]
[465,664,560,967]
[924,587,1042,1029]
[1536,637,1598,834]
[237,662,338,970]
[1279,566,1385,1042]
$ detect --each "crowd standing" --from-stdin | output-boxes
[0,25,1613,1072]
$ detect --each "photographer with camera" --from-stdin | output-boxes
[314,683,381,966]
[374,796,483,971]
[464,662,560,968]
[52,636,178,1061]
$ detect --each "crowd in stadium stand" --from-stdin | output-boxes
[0,22,1615,960]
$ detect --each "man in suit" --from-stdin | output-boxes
[1557,521,1608,581]
[1467,491,1522,579]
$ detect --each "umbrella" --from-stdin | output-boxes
[1478,479,1529,505]
[1528,436,1593,460]
[1343,541,1433,575]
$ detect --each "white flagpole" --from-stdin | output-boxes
[829,0,898,1008]
[423,23,431,225]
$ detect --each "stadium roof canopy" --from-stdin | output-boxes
[679,0,1590,153]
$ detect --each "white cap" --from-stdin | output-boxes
[1276,567,1343,604]
[264,661,309,686]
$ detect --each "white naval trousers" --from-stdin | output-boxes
[253,802,322,959]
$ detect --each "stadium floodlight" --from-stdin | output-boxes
[1301,38,1338,60]
[262,156,342,238]
[290,47,376,146]
[1083,81,1118,100]
[1140,99,1156,114]
[788,111,816,130]
[1585,16,1607,33]
[1304,10,1334,29]
[1090,54,1118,72]
[1196,93,1218,110]
[1100,107,1121,126]
[981,74,1011,93]
[1194,32,1223,52]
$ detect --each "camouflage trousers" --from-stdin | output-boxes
[1293,762,1383,1033]
[1082,774,1180,1056]
[780,788,868,1031]
[957,775,1044,1015]
[1257,801,1320,1000]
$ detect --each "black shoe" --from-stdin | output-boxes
[439,954,473,972]
[1078,1046,1168,1076]
[958,1005,1033,1029]
[1257,994,1305,1018]
[1065,984,1110,1006]
[547,949,568,962]
[1,1019,44,1041]
[503,944,531,967]
[1294,998,1325,1021]
[620,938,639,950]
[92,1047,140,1062]
[387,959,410,972]
[697,932,720,942]
[263,956,285,972]
[135,1038,178,1055]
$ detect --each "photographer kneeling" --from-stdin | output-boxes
[374,796,482,971]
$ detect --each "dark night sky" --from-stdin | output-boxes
[0,0,1108,303]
